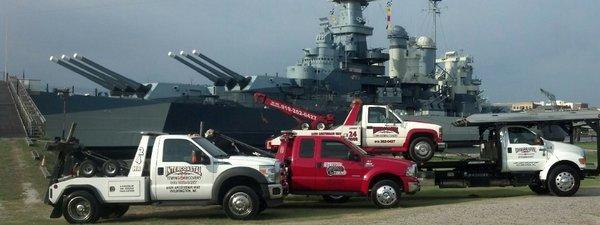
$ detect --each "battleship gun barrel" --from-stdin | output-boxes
[191,50,249,83]
[180,52,237,89]
[65,56,129,91]
[73,54,143,90]
[168,52,225,86]
[50,56,117,91]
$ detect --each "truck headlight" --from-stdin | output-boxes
[406,163,417,177]
[259,165,279,183]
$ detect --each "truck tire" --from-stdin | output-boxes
[102,160,119,177]
[222,186,260,220]
[78,160,97,177]
[62,190,101,224]
[112,205,129,218]
[258,201,267,213]
[370,180,401,208]
[547,165,580,197]
[102,204,129,218]
[322,195,350,203]
[528,181,549,195]
[407,137,435,163]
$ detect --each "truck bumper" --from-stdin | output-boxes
[407,181,421,194]
[262,183,284,207]
[402,177,421,194]
[436,142,447,152]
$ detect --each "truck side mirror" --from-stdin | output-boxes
[348,152,360,161]
[191,151,207,164]
[533,135,544,146]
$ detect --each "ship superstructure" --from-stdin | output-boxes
[32,0,484,148]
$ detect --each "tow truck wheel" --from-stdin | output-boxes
[371,180,401,208]
[102,204,129,218]
[408,137,435,163]
[547,165,580,197]
[78,160,97,177]
[62,191,101,224]
[528,182,549,195]
[102,160,119,177]
[258,201,267,213]
[322,195,350,203]
[223,186,260,220]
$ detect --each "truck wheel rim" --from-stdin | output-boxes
[106,164,116,174]
[67,197,92,221]
[414,141,432,157]
[376,185,397,205]
[555,172,575,192]
[229,192,253,217]
[82,164,94,175]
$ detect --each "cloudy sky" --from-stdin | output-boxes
[0,0,598,105]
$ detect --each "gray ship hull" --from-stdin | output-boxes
[33,91,479,150]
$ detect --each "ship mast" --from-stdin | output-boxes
[428,0,442,43]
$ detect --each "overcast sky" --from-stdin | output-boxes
[1,0,598,105]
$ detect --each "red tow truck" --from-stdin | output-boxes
[275,132,420,207]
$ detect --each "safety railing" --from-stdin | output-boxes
[6,76,46,138]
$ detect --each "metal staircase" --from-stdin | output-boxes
[6,76,46,138]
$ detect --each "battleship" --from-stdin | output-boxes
[28,0,485,150]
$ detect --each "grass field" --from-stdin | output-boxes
[1,138,599,225]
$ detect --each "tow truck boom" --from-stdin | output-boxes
[253,92,334,130]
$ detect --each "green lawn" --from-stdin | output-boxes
[0,138,599,225]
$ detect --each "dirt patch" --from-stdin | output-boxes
[283,188,600,225]
[0,201,5,218]
[21,182,40,205]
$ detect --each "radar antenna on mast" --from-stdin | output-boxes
[428,0,443,43]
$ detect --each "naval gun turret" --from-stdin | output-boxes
[50,55,124,95]
[50,54,152,97]
[168,50,251,90]
[191,50,251,89]
[73,54,149,95]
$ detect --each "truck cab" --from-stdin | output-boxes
[276,133,420,208]
[47,133,284,223]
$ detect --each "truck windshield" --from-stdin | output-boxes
[193,138,229,158]
[345,139,368,155]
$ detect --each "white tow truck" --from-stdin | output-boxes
[260,96,446,163]
[422,111,600,196]
[46,132,284,223]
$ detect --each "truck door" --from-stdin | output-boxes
[503,127,547,172]
[289,137,318,191]
[314,138,367,192]
[362,106,404,148]
[151,137,214,200]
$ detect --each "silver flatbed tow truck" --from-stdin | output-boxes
[421,110,599,196]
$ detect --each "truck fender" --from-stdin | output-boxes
[403,129,440,148]
[360,170,403,195]
[539,158,581,181]
[58,185,106,204]
[211,167,268,203]
[48,184,105,219]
